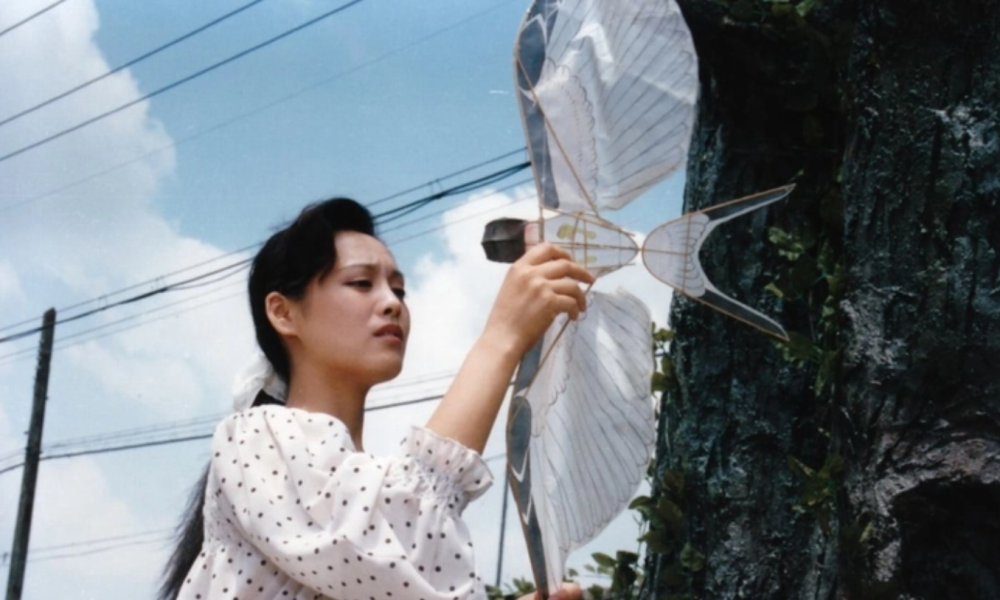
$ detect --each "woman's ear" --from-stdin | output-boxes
[265,291,298,338]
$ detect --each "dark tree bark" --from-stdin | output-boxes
[641,1,1000,599]
[838,1,1000,598]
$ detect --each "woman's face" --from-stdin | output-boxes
[287,231,410,387]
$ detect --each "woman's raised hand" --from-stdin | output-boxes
[426,243,594,453]
[483,242,595,358]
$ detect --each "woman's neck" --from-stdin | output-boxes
[283,362,368,451]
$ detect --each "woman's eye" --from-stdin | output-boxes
[350,280,373,289]
[392,288,407,300]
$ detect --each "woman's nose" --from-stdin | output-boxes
[380,286,402,316]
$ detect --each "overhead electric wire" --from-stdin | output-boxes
[0,289,245,367]
[378,177,533,236]
[26,533,173,564]
[0,244,258,335]
[0,156,530,346]
[0,259,253,345]
[375,163,529,225]
[0,366,461,471]
[0,392,450,476]
[0,0,520,214]
[43,416,222,454]
[0,148,524,335]
[0,280,245,366]
[0,0,366,165]
[388,191,537,247]
[0,370,461,468]
[0,180,528,367]
[366,147,526,211]
[0,0,265,128]
[0,187,522,363]
[16,528,174,557]
[372,369,458,393]
[0,528,176,566]
[0,0,69,39]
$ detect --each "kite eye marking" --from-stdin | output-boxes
[556,223,597,241]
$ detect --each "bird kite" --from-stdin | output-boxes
[480,0,793,595]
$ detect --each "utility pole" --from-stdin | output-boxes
[495,466,510,588]
[5,308,56,600]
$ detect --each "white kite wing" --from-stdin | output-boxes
[516,0,699,215]
[523,289,655,590]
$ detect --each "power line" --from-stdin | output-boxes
[376,163,529,225]
[366,148,526,211]
[0,0,520,214]
[378,177,533,236]
[0,158,530,346]
[22,533,174,565]
[0,148,525,335]
[0,282,245,367]
[387,188,536,247]
[15,528,173,557]
[0,392,448,476]
[0,0,69,39]
[0,260,251,345]
[0,0,265,128]
[0,245,256,335]
[0,183,531,365]
[0,178,532,371]
[3,370,457,460]
[0,0,366,165]
[372,369,458,393]
[41,416,220,456]
[0,530,175,567]
[0,366,461,472]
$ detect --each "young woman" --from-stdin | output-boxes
[160,198,591,600]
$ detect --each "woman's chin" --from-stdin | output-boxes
[368,358,405,384]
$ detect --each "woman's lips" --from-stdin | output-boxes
[374,323,404,342]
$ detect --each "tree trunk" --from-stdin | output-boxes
[642,0,1000,598]
[838,1,1000,597]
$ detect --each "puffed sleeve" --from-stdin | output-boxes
[209,406,494,600]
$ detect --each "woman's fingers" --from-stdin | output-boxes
[536,256,595,285]
[516,582,583,600]
[551,582,583,600]
[483,242,597,356]
[548,278,588,314]
[522,240,573,265]
[524,244,596,282]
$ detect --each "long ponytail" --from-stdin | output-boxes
[158,465,208,600]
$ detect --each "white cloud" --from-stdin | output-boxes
[0,1,254,597]
[0,0,256,416]
[0,456,163,599]
[0,261,24,305]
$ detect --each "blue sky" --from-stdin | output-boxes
[0,0,684,597]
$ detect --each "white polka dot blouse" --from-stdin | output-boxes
[176,405,494,600]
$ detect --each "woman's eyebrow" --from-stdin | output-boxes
[340,262,405,282]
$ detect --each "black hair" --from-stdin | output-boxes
[248,198,375,382]
[158,198,376,600]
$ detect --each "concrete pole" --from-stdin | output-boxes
[5,308,56,600]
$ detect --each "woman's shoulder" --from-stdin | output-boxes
[212,405,354,449]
